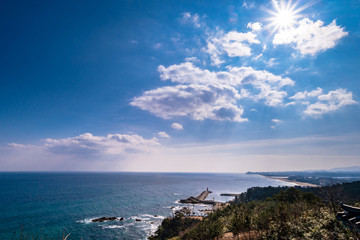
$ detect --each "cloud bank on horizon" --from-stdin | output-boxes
[1,0,359,172]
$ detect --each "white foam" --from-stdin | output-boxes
[76,218,96,224]
[101,225,125,229]
[140,214,165,219]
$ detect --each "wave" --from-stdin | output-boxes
[101,225,125,229]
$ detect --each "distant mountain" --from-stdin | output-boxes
[329,166,360,172]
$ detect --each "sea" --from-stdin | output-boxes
[0,172,294,240]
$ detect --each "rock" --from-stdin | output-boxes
[91,217,117,223]
[135,219,142,222]
[120,217,124,221]
[179,196,200,204]
[153,215,158,217]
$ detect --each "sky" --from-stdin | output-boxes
[1,0,360,172]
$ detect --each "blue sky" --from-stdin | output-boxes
[1,0,360,172]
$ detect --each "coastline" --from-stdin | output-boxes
[261,175,320,187]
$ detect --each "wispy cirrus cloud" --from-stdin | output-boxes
[273,18,348,56]
[180,12,202,28]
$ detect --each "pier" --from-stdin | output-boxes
[179,189,214,205]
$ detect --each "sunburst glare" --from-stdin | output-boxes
[265,0,313,34]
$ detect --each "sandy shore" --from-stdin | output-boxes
[263,175,320,187]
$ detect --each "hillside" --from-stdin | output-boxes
[149,182,360,240]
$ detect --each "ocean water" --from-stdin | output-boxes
[0,172,293,240]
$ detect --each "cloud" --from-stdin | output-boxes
[304,89,357,117]
[290,87,323,100]
[271,118,282,129]
[158,131,170,138]
[273,18,348,56]
[131,62,294,122]
[42,133,160,156]
[130,83,247,122]
[185,57,200,63]
[171,123,184,130]
[205,30,260,65]
[271,119,282,123]
[180,12,201,28]
[2,133,161,171]
[204,41,225,66]
[253,53,263,61]
[290,88,356,117]
[266,58,277,67]
[242,1,255,9]
[247,22,262,31]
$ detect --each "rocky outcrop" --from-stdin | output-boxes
[179,190,215,205]
[91,217,118,222]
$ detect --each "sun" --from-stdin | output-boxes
[273,7,297,28]
[265,0,312,34]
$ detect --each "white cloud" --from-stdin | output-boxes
[271,119,282,129]
[304,89,357,117]
[43,133,160,156]
[158,131,170,138]
[247,22,262,31]
[205,30,260,65]
[253,53,263,61]
[185,57,200,63]
[204,41,224,66]
[290,87,323,100]
[266,58,277,67]
[242,1,255,9]
[180,12,201,28]
[273,18,348,56]
[130,83,247,122]
[131,62,294,122]
[220,31,260,57]
[171,123,184,130]
[271,119,282,123]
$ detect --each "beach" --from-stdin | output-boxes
[262,175,320,187]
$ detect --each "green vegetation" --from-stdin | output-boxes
[149,214,201,240]
[150,182,360,240]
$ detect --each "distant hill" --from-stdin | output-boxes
[329,166,360,172]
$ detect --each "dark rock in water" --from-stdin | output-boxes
[120,217,124,221]
[150,221,154,224]
[179,196,200,204]
[91,217,117,222]
[135,219,142,222]
[153,215,158,217]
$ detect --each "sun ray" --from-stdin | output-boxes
[264,0,316,35]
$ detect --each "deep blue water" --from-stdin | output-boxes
[0,172,292,240]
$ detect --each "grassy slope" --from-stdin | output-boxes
[150,181,360,240]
